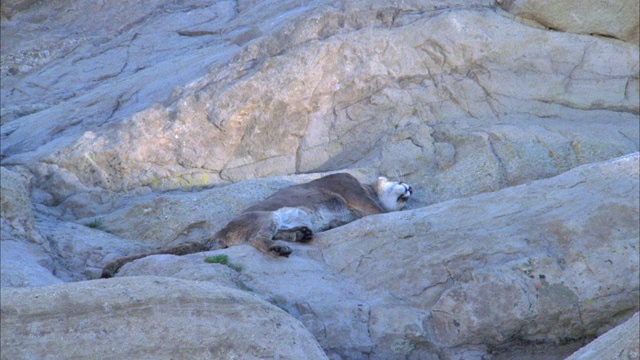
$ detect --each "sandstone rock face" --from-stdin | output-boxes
[1,166,61,287]
[498,0,640,44]
[2,1,638,214]
[317,153,639,357]
[1,0,639,359]
[1,166,42,245]
[0,276,329,360]
[565,312,639,360]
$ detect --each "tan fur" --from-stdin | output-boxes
[101,173,412,278]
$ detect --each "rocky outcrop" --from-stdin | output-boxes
[498,0,640,44]
[565,312,639,360]
[1,0,638,359]
[317,153,639,357]
[1,166,61,287]
[0,276,328,360]
[2,1,638,216]
[1,166,154,286]
[1,166,42,244]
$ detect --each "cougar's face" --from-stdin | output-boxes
[376,177,413,212]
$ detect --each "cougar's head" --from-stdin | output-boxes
[375,177,413,212]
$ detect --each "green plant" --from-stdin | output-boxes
[227,263,244,272]
[204,254,229,264]
[204,254,243,272]
[85,218,103,229]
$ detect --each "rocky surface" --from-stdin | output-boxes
[1,0,639,359]
[2,1,638,213]
[565,312,639,360]
[498,0,640,44]
[0,276,329,360]
[317,153,639,358]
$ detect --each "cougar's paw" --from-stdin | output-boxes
[273,227,314,243]
[296,226,313,243]
[269,244,293,257]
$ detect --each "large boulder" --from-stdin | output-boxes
[0,276,329,360]
[498,0,640,44]
[116,244,384,359]
[1,166,61,287]
[317,153,639,357]
[566,312,639,360]
[1,166,42,244]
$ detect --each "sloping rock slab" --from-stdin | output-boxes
[0,276,328,360]
[498,0,639,43]
[566,312,639,360]
[116,244,386,359]
[317,153,640,354]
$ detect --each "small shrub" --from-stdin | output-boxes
[204,254,229,265]
[204,254,243,272]
[227,263,243,272]
[85,218,103,229]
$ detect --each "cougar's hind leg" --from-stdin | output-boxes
[222,211,293,257]
[272,207,314,243]
[273,226,314,243]
[101,242,209,278]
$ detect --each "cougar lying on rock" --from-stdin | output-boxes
[102,173,413,278]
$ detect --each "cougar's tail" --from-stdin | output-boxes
[100,242,210,278]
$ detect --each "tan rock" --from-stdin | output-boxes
[499,0,640,44]
[566,312,639,360]
[1,166,42,244]
[0,276,329,360]
[317,153,639,352]
[2,4,637,216]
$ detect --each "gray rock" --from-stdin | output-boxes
[566,312,639,360]
[0,166,156,285]
[38,219,155,282]
[116,244,385,359]
[0,240,62,288]
[498,0,640,44]
[1,166,43,245]
[1,167,61,287]
[0,276,329,360]
[317,153,639,356]
[1,3,637,218]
